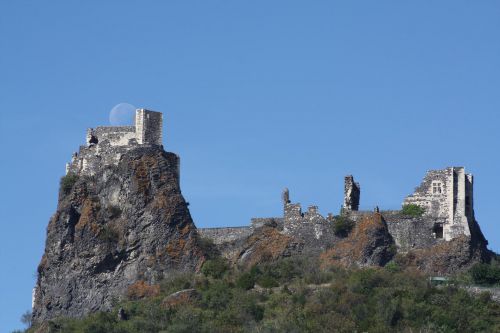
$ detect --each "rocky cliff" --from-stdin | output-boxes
[32,146,205,323]
[32,109,496,324]
[320,213,395,268]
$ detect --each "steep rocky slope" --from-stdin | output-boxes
[320,213,395,268]
[394,235,492,275]
[32,146,205,323]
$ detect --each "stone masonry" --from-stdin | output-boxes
[66,109,169,177]
[403,167,474,241]
[343,175,360,212]
[200,168,484,254]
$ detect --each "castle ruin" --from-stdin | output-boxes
[66,109,168,177]
[199,167,483,253]
[403,167,474,241]
[62,110,482,253]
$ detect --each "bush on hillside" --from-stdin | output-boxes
[197,236,220,259]
[333,216,355,237]
[60,173,79,194]
[201,258,229,279]
[25,256,500,333]
[470,263,500,286]
[401,204,425,217]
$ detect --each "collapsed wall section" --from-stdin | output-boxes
[343,175,360,212]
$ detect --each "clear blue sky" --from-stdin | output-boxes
[1,1,499,331]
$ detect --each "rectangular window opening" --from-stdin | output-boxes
[432,182,442,194]
[433,223,443,239]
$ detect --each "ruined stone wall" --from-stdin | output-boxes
[86,126,137,147]
[281,202,337,251]
[66,109,165,177]
[200,168,482,257]
[404,169,451,220]
[382,211,443,251]
[343,175,360,212]
[403,167,473,241]
[345,210,373,223]
[197,227,253,245]
[198,219,286,245]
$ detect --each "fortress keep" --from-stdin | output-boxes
[66,109,168,177]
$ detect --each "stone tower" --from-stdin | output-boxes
[343,175,360,212]
[135,109,163,145]
[403,167,474,241]
[66,109,165,177]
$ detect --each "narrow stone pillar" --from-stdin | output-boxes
[282,188,290,206]
[343,175,360,212]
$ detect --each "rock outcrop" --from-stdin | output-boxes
[395,235,492,275]
[32,146,205,323]
[235,225,299,268]
[320,213,395,268]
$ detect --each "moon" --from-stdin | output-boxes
[109,103,136,126]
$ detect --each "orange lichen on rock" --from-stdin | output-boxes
[321,213,393,269]
[127,280,160,300]
[75,198,100,235]
[132,157,155,194]
[178,223,193,236]
[165,238,188,260]
[237,226,295,268]
[150,191,168,210]
[132,153,168,195]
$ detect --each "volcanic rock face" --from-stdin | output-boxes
[235,225,299,268]
[32,146,204,323]
[395,235,492,275]
[320,213,395,268]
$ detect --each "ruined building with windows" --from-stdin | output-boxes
[200,167,487,254]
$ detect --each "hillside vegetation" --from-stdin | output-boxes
[23,253,500,333]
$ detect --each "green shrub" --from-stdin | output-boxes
[160,272,194,295]
[384,261,401,273]
[256,274,279,288]
[27,256,500,333]
[401,204,425,217]
[236,272,256,290]
[20,310,32,329]
[60,173,79,194]
[201,258,229,279]
[333,216,355,237]
[201,280,232,310]
[197,236,220,259]
[470,263,500,286]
